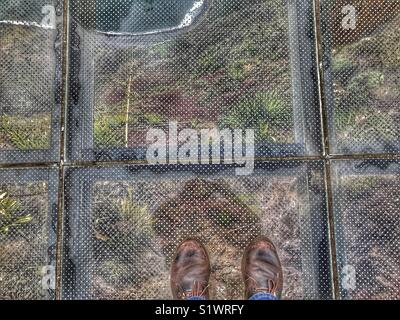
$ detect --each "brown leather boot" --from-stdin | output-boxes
[170,239,211,300]
[241,237,283,300]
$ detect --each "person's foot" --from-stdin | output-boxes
[241,236,283,299]
[170,239,211,300]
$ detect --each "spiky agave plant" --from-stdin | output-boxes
[118,187,154,238]
[0,191,32,235]
[94,187,156,287]
[94,187,154,259]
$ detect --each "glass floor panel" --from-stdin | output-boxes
[332,159,400,300]
[0,0,63,163]
[0,168,58,300]
[62,162,331,300]
[321,0,400,155]
[67,0,322,161]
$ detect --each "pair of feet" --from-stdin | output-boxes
[171,237,283,300]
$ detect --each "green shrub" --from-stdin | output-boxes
[94,113,126,148]
[0,114,51,150]
[219,92,292,142]
[94,187,154,262]
[228,59,251,81]
[0,192,32,235]
[143,113,165,126]
[335,107,397,143]
[333,54,357,86]
[336,71,384,109]
[93,185,156,287]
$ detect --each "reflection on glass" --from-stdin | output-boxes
[96,0,207,35]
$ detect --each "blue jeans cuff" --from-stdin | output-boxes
[249,292,279,300]
[186,296,206,301]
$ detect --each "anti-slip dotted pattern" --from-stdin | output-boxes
[332,159,400,300]
[321,0,400,154]
[62,163,331,300]
[0,0,63,163]
[68,0,321,161]
[1,0,400,301]
[0,168,58,300]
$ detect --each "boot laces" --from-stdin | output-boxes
[249,275,280,296]
[180,280,209,299]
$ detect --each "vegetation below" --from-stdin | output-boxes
[93,0,294,148]
[0,114,51,150]
[332,14,400,150]
[0,183,49,300]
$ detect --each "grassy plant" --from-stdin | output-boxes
[333,53,357,85]
[94,187,154,258]
[197,49,220,75]
[94,113,126,148]
[118,188,154,236]
[335,107,397,143]
[341,176,381,194]
[228,59,250,81]
[94,109,166,148]
[190,118,202,129]
[219,92,292,142]
[143,113,165,126]
[380,25,400,67]
[332,14,399,149]
[94,187,155,286]
[215,210,234,227]
[335,70,385,110]
[0,114,51,150]
[0,192,32,235]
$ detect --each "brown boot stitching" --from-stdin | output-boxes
[180,281,209,299]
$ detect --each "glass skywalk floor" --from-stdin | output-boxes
[0,0,399,300]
